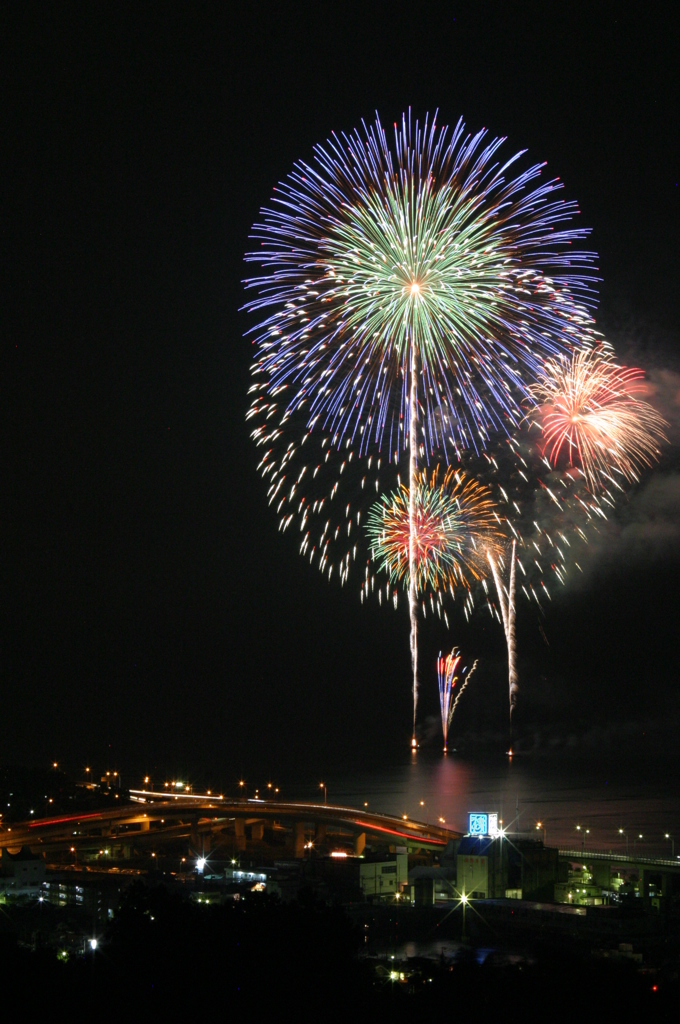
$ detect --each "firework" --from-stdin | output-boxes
[245,112,598,461]
[533,349,667,490]
[245,111,598,741]
[438,650,479,751]
[367,467,503,595]
[488,542,518,723]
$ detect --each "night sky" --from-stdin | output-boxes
[3,3,679,781]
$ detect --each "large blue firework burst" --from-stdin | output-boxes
[245,110,598,463]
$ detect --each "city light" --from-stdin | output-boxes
[89,938,97,950]
[197,858,206,872]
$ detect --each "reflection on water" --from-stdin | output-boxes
[322,752,680,859]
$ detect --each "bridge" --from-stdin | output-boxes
[0,792,461,862]
[559,847,680,900]
[559,849,680,871]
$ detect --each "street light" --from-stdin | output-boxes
[665,833,675,858]
[319,782,327,805]
[618,829,629,855]
[634,833,644,853]
[536,821,546,844]
[575,825,589,853]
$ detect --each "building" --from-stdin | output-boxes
[0,847,46,897]
[360,854,408,900]
[457,835,558,900]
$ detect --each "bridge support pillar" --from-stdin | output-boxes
[251,821,264,841]
[354,832,366,857]
[234,818,246,852]
[314,822,327,847]
[293,821,305,858]
[140,819,150,832]
[591,861,610,888]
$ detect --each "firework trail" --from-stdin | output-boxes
[438,649,461,751]
[532,349,668,490]
[462,418,610,617]
[245,110,598,738]
[437,650,479,750]
[488,541,518,723]
[408,343,419,743]
[448,659,479,723]
[468,399,626,726]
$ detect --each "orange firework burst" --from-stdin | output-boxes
[366,467,503,594]
[533,349,667,489]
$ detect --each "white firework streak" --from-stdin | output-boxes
[408,338,419,743]
[488,540,518,722]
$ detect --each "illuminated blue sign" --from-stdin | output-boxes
[468,813,488,836]
[468,812,500,836]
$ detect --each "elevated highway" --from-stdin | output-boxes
[1,792,461,861]
[559,847,680,899]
